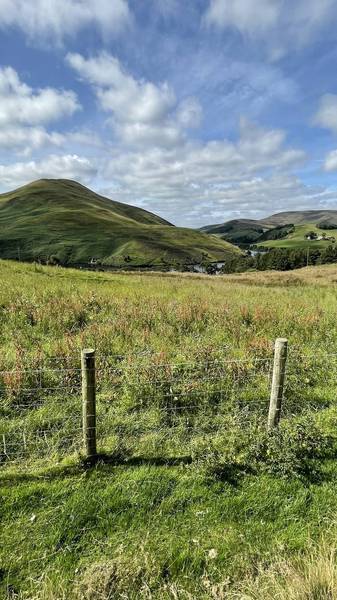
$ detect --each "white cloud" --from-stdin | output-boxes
[314,96,337,172]
[100,118,306,225]
[205,0,336,57]
[0,67,80,127]
[0,0,131,44]
[324,149,337,171]
[0,125,111,155]
[67,52,201,148]
[176,97,203,129]
[0,154,97,188]
[314,94,337,133]
[0,66,80,154]
[65,52,309,224]
[118,122,183,148]
[205,0,280,36]
[0,127,64,153]
[102,168,332,227]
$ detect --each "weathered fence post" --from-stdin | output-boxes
[81,348,97,460]
[268,338,288,430]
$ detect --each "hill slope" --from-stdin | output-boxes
[260,210,337,227]
[202,210,337,249]
[0,179,239,266]
[257,223,337,249]
[200,219,272,245]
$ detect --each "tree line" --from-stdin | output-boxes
[218,245,337,274]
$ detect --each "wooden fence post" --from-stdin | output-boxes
[268,338,288,430]
[81,348,97,460]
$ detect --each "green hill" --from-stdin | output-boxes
[0,179,240,267]
[260,210,337,227]
[257,223,337,249]
[200,219,271,245]
[202,210,337,250]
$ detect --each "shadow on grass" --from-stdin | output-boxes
[208,462,256,487]
[85,453,192,467]
[1,452,336,488]
[0,454,192,484]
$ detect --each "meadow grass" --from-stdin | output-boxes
[2,260,337,598]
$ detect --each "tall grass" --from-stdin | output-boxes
[2,260,337,598]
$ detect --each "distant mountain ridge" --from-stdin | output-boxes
[0,179,240,267]
[260,210,337,227]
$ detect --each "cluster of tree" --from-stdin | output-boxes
[220,245,337,274]
[258,224,294,242]
[319,220,337,230]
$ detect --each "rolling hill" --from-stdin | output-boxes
[201,210,337,249]
[257,223,337,250]
[0,179,240,267]
[200,219,269,245]
[260,210,337,227]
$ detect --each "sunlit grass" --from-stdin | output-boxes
[2,260,337,598]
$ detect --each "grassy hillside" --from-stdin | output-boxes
[257,223,337,249]
[2,260,337,598]
[260,209,337,227]
[200,219,270,245]
[0,179,239,266]
[202,210,337,249]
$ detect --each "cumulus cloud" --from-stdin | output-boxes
[67,52,201,148]
[204,0,336,57]
[102,169,331,227]
[0,154,97,187]
[0,66,79,127]
[0,66,80,153]
[324,149,337,171]
[314,94,337,133]
[0,0,131,44]
[100,117,306,225]
[65,52,309,224]
[106,118,305,188]
[0,127,64,153]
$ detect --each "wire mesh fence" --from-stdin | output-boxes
[1,341,336,469]
[0,349,275,468]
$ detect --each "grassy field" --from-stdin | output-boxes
[257,223,337,250]
[2,260,337,598]
[0,180,239,266]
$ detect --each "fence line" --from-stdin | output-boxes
[0,339,292,467]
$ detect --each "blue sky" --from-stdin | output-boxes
[1,0,337,226]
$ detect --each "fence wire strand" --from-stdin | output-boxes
[0,350,300,468]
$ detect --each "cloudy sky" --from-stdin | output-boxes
[1,0,337,226]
